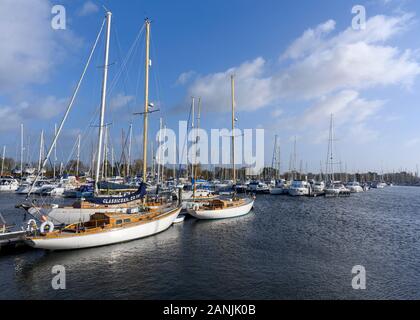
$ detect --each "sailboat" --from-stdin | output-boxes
[25,13,181,250]
[18,13,170,225]
[187,75,254,220]
[181,97,218,209]
[324,114,350,197]
[26,204,180,250]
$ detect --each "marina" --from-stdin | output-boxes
[1,0,420,304]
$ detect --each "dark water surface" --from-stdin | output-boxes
[0,187,419,299]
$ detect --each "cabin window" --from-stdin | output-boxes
[124,219,131,223]
[116,219,123,225]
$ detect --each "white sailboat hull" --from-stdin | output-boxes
[188,199,254,220]
[27,208,181,250]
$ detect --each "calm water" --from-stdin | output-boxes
[0,187,419,299]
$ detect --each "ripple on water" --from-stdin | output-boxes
[0,187,419,299]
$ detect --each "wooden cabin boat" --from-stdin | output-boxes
[26,205,181,250]
[187,197,254,220]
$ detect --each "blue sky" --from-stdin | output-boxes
[1,0,420,173]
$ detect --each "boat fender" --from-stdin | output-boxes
[193,204,199,211]
[40,221,54,233]
[26,219,37,232]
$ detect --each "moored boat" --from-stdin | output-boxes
[187,197,254,220]
[270,179,289,195]
[0,177,19,192]
[288,180,310,196]
[26,205,181,250]
[346,181,364,193]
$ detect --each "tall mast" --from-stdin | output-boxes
[20,124,23,180]
[326,114,334,182]
[231,75,236,183]
[53,124,57,179]
[37,130,44,175]
[111,146,115,177]
[151,141,155,180]
[272,135,278,179]
[157,117,163,185]
[195,97,201,182]
[192,98,201,197]
[103,125,108,180]
[76,134,81,177]
[163,124,167,182]
[142,19,151,182]
[127,123,132,177]
[277,142,281,179]
[190,96,195,181]
[1,146,5,177]
[94,11,112,194]
[293,136,297,180]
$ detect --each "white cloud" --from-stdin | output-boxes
[186,57,273,112]
[0,96,68,132]
[109,93,135,110]
[345,123,380,144]
[300,90,384,126]
[277,42,420,100]
[281,20,336,60]
[175,71,196,86]
[78,1,99,17]
[182,13,420,118]
[0,0,81,95]
[271,109,284,118]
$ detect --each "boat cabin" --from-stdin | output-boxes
[202,198,246,210]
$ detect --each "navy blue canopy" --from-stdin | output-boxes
[85,182,147,205]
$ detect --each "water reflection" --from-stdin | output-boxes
[1,187,420,299]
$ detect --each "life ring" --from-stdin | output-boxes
[26,219,37,232]
[40,221,54,233]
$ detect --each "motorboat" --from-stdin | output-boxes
[288,180,310,196]
[16,180,52,195]
[325,182,351,196]
[371,182,387,189]
[346,181,364,193]
[270,179,289,195]
[0,177,20,192]
[33,182,59,195]
[312,181,325,193]
[247,180,270,194]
